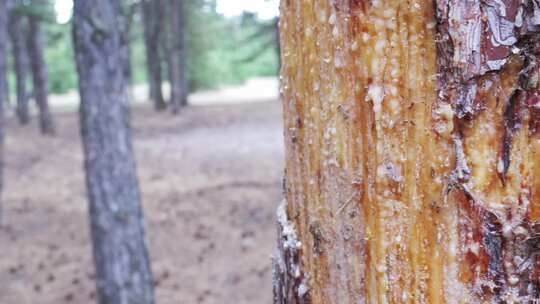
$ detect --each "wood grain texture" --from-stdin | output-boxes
[275,0,540,303]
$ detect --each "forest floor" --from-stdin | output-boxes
[0,97,284,303]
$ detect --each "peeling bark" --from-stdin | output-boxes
[277,0,540,302]
[273,200,310,304]
[0,0,7,223]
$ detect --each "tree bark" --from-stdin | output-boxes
[142,0,166,111]
[9,13,30,125]
[72,1,155,304]
[168,0,188,113]
[160,0,172,103]
[0,0,7,223]
[123,0,136,87]
[27,15,55,135]
[276,0,540,303]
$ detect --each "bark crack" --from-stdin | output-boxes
[436,1,540,301]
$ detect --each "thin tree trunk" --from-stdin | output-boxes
[142,0,166,111]
[1,1,8,110]
[275,1,540,303]
[160,0,172,104]
[123,1,136,87]
[27,16,54,135]
[72,1,155,304]
[9,13,30,125]
[2,61,8,109]
[168,0,188,114]
[0,0,7,224]
[124,32,133,87]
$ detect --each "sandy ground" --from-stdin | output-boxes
[0,98,284,303]
[47,77,279,112]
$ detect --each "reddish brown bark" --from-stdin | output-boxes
[28,15,55,135]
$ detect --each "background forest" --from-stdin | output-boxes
[8,0,279,95]
[1,0,283,304]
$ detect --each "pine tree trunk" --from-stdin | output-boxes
[275,0,540,303]
[72,1,155,304]
[9,13,30,125]
[142,0,166,111]
[0,0,7,223]
[168,0,188,114]
[123,1,135,87]
[160,0,172,104]
[27,16,54,135]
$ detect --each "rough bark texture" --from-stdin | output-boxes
[142,0,166,111]
[9,13,30,125]
[277,0,540,303]
[0,0,7,223]
[28,16,54,135]
[72,1,155,304]
[168,0,188,113]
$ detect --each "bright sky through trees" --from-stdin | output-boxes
[216,0,279,19]
[54,0,279,24]
[54,0,73,24]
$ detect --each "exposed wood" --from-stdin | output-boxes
[276,0,540,302]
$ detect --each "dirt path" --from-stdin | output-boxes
[44,77,279,112]
[0,101,283,304]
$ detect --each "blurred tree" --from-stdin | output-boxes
[122,0,139,85]
[277,1,540,303]
[167,0,188,113]
[159,0,171,97]
[28,13,55,135]
[72,1,155,303]
[16,0,56,134]
[183,5,279,91]
[238,14,279,66]
[6,0,279,97]
[8,6,31,125]
[0,0,7,223]
[45,21,77,94]
[142,0,166,110]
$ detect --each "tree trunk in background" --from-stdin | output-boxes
[168,0,188,114]
[142,0,166,111]
[27,16,54,135]
[9,13,30,125]
[1,61,8,109]
[1,0,8,110]
[123,28,133,88]
[275,0,540,303]
[72,1,155,304]
[123,1,136,87]
[159,0,172,103]
[0,0,7,223]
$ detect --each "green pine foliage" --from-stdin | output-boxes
[7,0,279,95]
